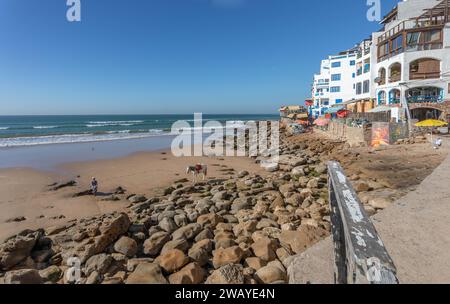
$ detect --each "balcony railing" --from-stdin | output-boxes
[410,71,440,80]
[407,95,443,103]
[389,99,401,104]
[389,74,401,83]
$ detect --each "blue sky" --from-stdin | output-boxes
[0,0,399,115]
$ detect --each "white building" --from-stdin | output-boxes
[310,0,450,122]
[311,50,357,117]
[373,0,450,121]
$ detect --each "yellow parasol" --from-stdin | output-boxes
[414,119,448,145]
[414,119,448,127]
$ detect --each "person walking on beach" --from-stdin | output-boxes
[91,177,98,196]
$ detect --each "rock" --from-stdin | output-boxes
[364,205,377,216]
[244,257,267,271]
[277,226,328,254]
[126,263,168,284]
[168,262,206,284]
[114,236,138,257]
[174,214,188,227]
[85,254,113,275]
[214,231,236,249]
[233,220,257,237]
[172,223,202,241]
[157,249,189,273]
[127,258,154,272]
[5,216,26,223]
[39,265,62,282]
[353,181,370,192]
[205,264,244,284]
[212,246,244,269]
[291,167,305,177]
[159,217,178,233]
[86,271,101,284]
[306,178,319,189]
[251,237,277,262]
[261,162,279,172]
[128,195,147,204]
[194,228,214,242]
[197,213,223,228]
[0,230,42,270]
[188,239,213,266]
[237,171,249,178]
[77,213,130,263]
[143,232,171,256]
[255,266,287,284]
[161,238,190,255]
[4,269,43,284]
[369,197,392,210]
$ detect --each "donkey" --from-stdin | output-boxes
[186,164,208,183]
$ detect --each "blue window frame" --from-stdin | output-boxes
[330,86,341,93]
[331,74,341,81]
[335,99,343,104]
[350,60,356,66]
[352,73,356,78]
[331,62,341,68]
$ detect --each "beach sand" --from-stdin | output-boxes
[0,148,267,243]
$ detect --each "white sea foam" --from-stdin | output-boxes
[0,130,169,148]
[33,126,58,129]
[0,127,9,130]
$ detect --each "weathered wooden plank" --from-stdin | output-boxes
[327,161,399,284]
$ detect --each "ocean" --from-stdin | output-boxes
[0,114,278,148]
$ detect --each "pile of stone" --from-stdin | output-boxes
[0,131,336,284]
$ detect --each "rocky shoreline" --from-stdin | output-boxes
[0,128,432,284]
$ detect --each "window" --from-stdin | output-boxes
[331,62,341,68]
[331,74,341,81]
[392,35,403,55]
[350,60,356,66]
[356,83,362,95]
[335,99,343,104]
[363,80,370,93]
[330,86,341,93]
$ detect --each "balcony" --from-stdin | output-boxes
[389,75,401,83]
[407,95,443,103]
[410,71,441,80]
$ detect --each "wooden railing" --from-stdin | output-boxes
[328,161,399,284]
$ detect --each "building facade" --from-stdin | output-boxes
[310,0,450,122]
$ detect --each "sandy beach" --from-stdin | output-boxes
[0,147,267,243]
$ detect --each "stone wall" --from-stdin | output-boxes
[326,121,370,147]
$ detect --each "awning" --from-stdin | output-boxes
[324,106,344,114]
[368,106,392,113]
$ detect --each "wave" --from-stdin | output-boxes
[33,126,58,129]
[0,129,169,148]
[0,127,9,130]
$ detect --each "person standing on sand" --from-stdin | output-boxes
[91,177,98,196]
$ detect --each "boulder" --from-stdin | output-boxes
[126,263,168,284]
[4,269,43,284]
[114,236,138,257]
[172,223,202,241]
[197,213,223,228]
[158,249,190,273]
[168,262,206,284]
[205,264,244,284]
[369,197,392,210]
[159,217,178,233]
[161,238,190,255]
[0,230,42,270]
[251,237,277,262]
[244,257,266,271]
[85,253,113,275]
[188,239,213,266]
[212,246,244,269]
[277,226,328,254]
[143,231,171,256]
[255,266,287,284]
[39,265,62,283]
